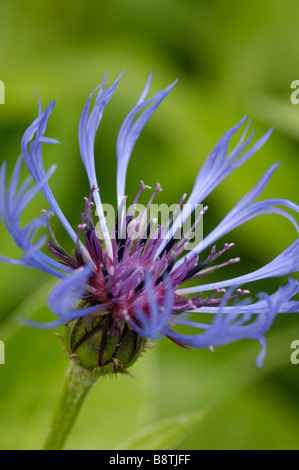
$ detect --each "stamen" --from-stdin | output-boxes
[77,223,87,246]
[187,205,208,238]
[155,251,177,285]
[146,183,162,210]
[133,181,151,206]
[171,206,208,257]
[161,193,188,239]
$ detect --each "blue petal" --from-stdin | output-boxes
[159,121,273,255]
[0,157,68,277]
[130,273,174,339]
[193,164,299,255]
[174,163,299,271]
[170,281,296,363]
[116,75,177,204]
[20,265,109,328]
[256,337,267,367]
[178,239,299,295]
[79,73,125,259]
[48,265,106,320]
[21,95,91,259]
[186,278,299,314]
[79,72,125,184]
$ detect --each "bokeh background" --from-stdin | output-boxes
[0,0,298,450]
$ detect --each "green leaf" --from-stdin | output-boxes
[247,92,299,141]
[114,408,209,450]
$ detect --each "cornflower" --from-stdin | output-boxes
[1,72,298,376]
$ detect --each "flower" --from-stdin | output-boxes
[1,72,298,371]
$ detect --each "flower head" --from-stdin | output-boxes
[1,73,298,372]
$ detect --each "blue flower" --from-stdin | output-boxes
[1,73,299,366]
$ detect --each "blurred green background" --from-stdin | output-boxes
[0,0,299,450]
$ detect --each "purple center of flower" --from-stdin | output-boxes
[47,183,247,345]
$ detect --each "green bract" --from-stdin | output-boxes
[64,313,146,375]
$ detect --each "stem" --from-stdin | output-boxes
[43,361,100,450]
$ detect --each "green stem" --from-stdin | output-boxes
[43,361,100,450]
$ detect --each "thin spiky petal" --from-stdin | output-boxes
[116,75,178,205]
[168,280,298,366]
[0,157,68,277]
[177,239,299,294]
[159,121,273,255]
[79,73,125,259]
[188,163,299,256]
